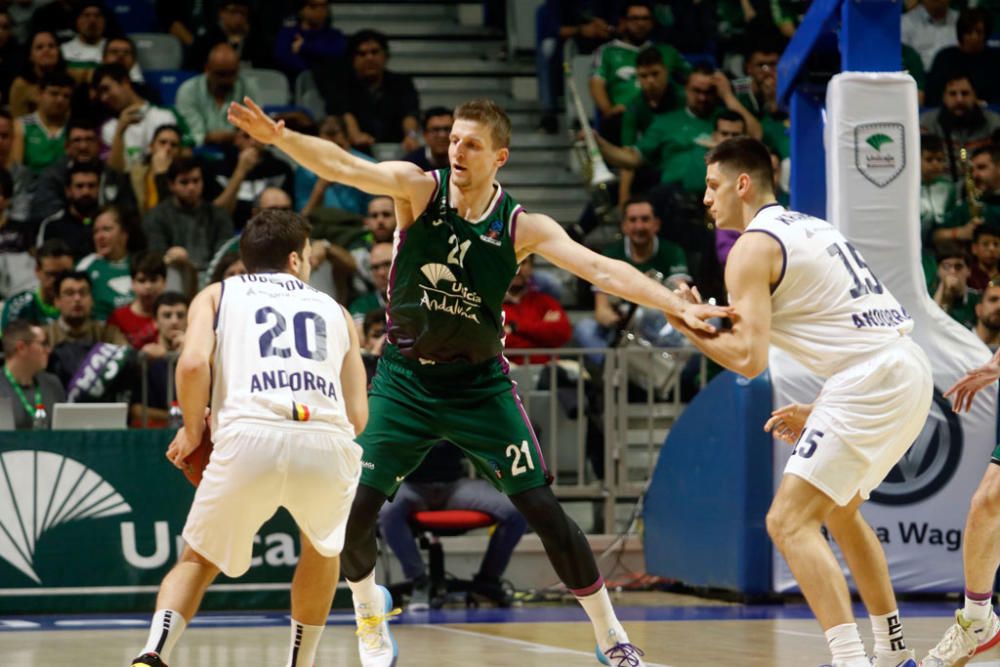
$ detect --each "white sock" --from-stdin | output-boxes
[575,584,627,650]
[347,570,382,614]
[286,619,325,667]
[825,622,868,666]
[870,610,906,656]
[140,608,187,664]
[964,589,993,622]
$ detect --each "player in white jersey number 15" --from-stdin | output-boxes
[668,137,932,667]
[129,210,370,667]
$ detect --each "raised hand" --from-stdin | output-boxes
[945,351,1000,412]
[227,97,284,145]
[764,403,813,444]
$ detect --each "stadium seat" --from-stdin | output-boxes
[145,69,197,106]
[409,510,497,609]
[295,70,327,121]
[110,1,157,34]
[241,68,290,107]
[131,33,183,71]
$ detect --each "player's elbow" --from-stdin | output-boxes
[736,350,768,379]
[176,354,209,379]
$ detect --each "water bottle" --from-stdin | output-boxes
[168,401,183,429]
[32,403,47,431]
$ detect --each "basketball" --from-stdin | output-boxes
[182,427,213,487]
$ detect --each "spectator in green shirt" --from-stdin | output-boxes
[0,238,74,334]
[736,40,790,159]
[348,240,391,329]
[937,144,1000,249]
[76,205,146,321]
[618,46,684,206]
[12,70,73,174]
[920,134,957,285]
[597,62,762,196]
[574,196,690,364]
[932,250,981,328]
[588,1,690,144]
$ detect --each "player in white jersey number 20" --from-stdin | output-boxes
[667,138,932,667]
[129,210,370,667]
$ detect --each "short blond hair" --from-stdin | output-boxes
[454,99,511,149]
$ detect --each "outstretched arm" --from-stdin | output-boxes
[228,97,434,205]
[515,212,729,332]
[945,348,1000,412]
[668,232,775,378]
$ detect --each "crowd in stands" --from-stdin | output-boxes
[1,0,1000,445]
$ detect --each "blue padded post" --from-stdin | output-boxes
[643,372,774,594]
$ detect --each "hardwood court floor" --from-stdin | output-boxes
[4,598,1000,666]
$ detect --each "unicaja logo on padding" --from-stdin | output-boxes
[0,451,131,583]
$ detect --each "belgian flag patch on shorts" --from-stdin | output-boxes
[292,401,311,422]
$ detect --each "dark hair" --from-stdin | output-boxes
[0,167,13,199]
[704,137,775,188]
[0,109,11,124]
[744,36,784,60]
[39,70,75,91]
[240,209,312,273]
[75,1,106,20]
[210,250,242,284]
[937,247,969,263]
[421,106,452,130]
[65,159,101,186]
[635,46,665,69]
[622,195,656,215]
[55,270,92,295]
[2,319,41,357]
[102,35,135,58]
[67,117,98,137]
[96,204,147,254]
[689,61,716,80]
[36,238,73,264]
[131,250,166,280]
[348,29,389,58]
[167,156,202,182]
[958,8,992,40]
[944,68,975,91]
[974,223,1000,244]
[21,31,66,83]
[921,133,945,154]
[972,144,1000,164]
[152,124,181,143]
[715,109,746,130]
[454,98,511,149]
[153,291,188,318]
[363,307,386,337]
[92,62,131,88]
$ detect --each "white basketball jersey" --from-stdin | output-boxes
[745,204,913,378]
[211,272,355,438]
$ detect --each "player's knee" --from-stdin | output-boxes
[970,470,1000,524]
[765,506,796,549]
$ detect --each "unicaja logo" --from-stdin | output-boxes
[0,451,131,583]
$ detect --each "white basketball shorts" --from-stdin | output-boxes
[182,422,362,577]
[783,337,933,506]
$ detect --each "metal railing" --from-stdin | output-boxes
[133,346,706,532]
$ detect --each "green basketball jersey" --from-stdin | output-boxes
[386,168,521,366]
[22,113,66,174]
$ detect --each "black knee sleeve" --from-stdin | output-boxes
[509,486,600,590]
[341,484,388,582]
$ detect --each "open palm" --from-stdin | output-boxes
[945,353,1000,413]
[227,96,283,145]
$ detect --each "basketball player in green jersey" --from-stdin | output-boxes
[229,97,726,667]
